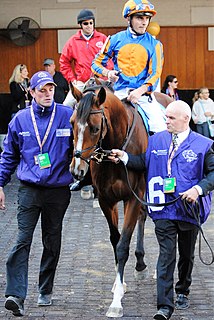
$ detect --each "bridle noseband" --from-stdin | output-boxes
[74,106,109,164]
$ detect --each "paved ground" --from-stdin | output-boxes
[0,174,213,320]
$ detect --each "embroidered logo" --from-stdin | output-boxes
[96,41,104,49]
[182,150,197,162]
[19,131,30,136]
[38,72,48,78]
[151,149,168,156]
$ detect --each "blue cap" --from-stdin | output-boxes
[30,71,56,90]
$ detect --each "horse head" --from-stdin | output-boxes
[70,83,108,180]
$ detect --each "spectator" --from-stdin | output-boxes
[0,71,74,317]
[192,90,199,105]
[91,0,166,134]
[43,58,69,103]
[109,100,214,320]
[192,87,214,138]
[9,64,32,118]
[59,9,112,108]
[161,74,180,101]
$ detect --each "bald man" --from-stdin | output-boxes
[109,101,214,320]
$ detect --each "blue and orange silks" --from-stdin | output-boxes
[91,27,163,93]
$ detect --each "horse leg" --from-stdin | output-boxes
[106,200,139,318]
[134,206,149,280]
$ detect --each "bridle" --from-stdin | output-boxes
[73,106,110,164]
[73,89,140,165]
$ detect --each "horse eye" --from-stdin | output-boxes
[89,125,100,135]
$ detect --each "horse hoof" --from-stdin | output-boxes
[106,307,123,318]
[134,267,149,280]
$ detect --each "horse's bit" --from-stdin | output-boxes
[73,106,110,164]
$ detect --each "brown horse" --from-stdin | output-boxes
[70,84,171,318]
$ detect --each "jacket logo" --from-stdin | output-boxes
[182,150,197,162]
[19,131,30,136]
[96,41,104,48]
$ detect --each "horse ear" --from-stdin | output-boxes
[94,76,102,86]
[70,109,77,124]
[97,86,106,106]
[69,82,82,102]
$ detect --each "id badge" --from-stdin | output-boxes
[163,177,176,193]
[37,153,51,169]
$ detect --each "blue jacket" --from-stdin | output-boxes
[127,130,214,225]
[0,99,74,187]
[91,27,163,92]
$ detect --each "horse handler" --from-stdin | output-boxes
[109,100,214,320]
[0,71,74,317]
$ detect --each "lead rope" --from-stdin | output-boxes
[121,161,214,265]
[182,200,214,265]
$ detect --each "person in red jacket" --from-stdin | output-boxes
[59,9,111,108]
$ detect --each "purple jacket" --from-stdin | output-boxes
[0,99,74,187]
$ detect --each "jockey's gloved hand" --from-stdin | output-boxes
[107,70,120,83]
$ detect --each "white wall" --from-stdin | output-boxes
[0,0,213,29]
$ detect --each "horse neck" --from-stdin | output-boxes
[103,97,128,149]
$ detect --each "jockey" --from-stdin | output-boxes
[91,0,167,133]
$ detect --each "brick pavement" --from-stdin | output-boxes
[0,175,213,320]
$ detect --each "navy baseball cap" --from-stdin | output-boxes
[30,71,57,90]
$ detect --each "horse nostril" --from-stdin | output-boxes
[74,150,81,158]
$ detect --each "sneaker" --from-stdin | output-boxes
[5,296,24,317]
[37,293,52,306]
[80,186,92,200]
[153,306,171,320]
[175,293,189,310]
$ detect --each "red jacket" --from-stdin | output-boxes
[60,30,109,83]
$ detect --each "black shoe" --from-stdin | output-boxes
[175,294,189,310]
[153,306,171,320]
[5,296,24,317]
[70,180,82,191]
[37,293,52,306]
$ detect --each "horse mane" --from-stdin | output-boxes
[76,91,95,124]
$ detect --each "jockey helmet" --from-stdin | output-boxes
[123,0,156,18]
[77,9,95,24]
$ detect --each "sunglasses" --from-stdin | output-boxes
[82,21,93,26]
[173,80,178,83]
[20,64,25,71]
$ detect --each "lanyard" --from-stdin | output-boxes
[30,104,56,153]
[167,135,178,177]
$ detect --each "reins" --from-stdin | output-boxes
[121,161,214,266]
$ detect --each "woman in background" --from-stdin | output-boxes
[192,87,214,138]
[161,74,179,101]
[9,64,31,118]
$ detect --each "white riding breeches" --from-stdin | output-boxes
[114,88,167,133]
[63,83,86,108]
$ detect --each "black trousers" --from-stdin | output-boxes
[5,183,71,300]
[154,219,199,311]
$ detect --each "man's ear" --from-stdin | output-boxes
[29,89,35,98]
